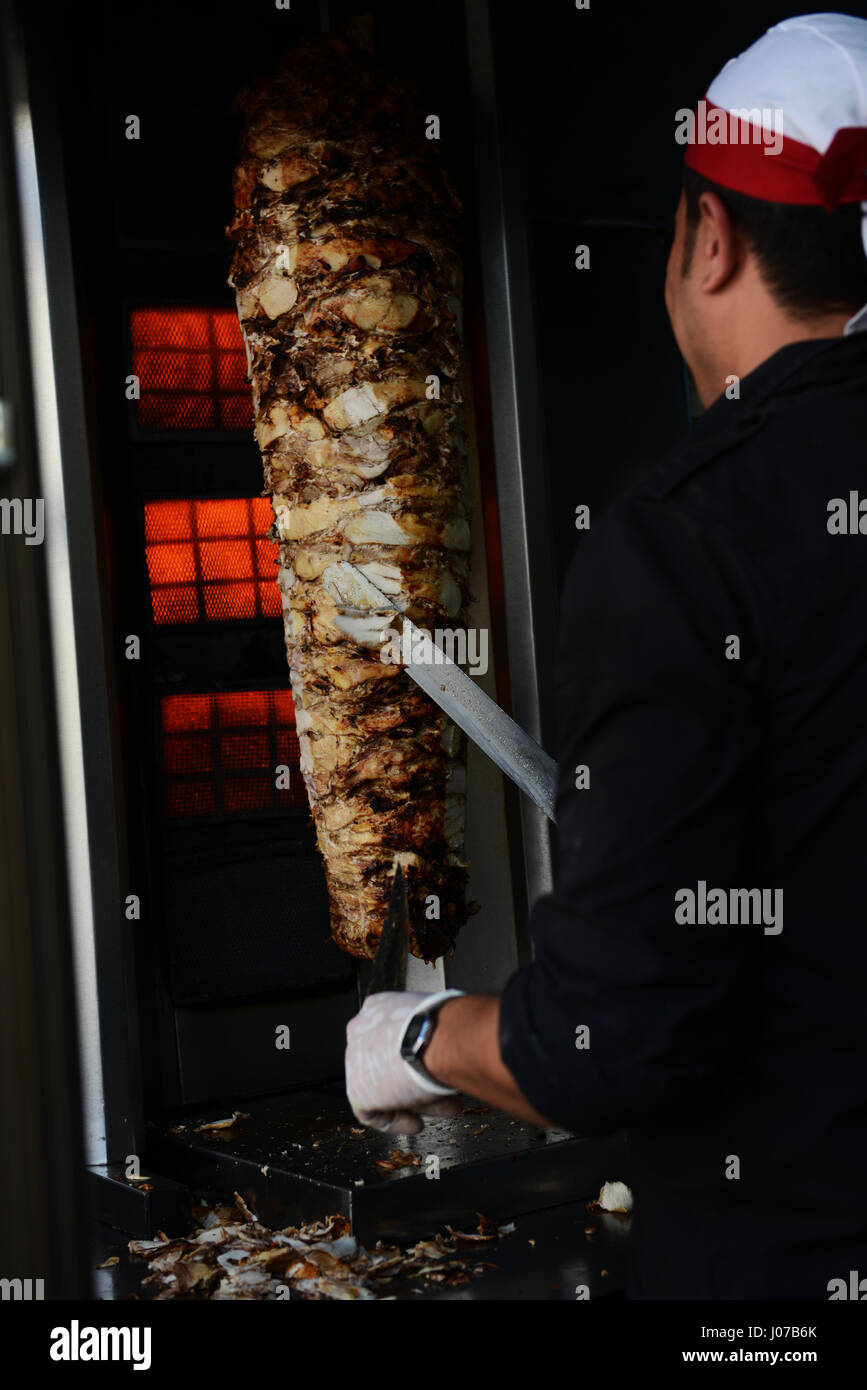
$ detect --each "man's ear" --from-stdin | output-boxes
[695,191,741,293]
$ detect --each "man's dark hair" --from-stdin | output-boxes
[682,165,867,321]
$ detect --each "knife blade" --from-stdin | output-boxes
[323,561,559,823]
[365,862,410,998]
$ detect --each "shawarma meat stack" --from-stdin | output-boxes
[228,38,470,960]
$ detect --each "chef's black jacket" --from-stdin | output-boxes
[499,333,867,1300]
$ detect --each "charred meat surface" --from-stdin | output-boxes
[228,38,469,961]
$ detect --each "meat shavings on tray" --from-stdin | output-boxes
[193,1111,250,1134]
[127,1193,514,1300]
[374,1148,422,1171]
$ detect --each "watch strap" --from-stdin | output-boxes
[400,989,465,1095]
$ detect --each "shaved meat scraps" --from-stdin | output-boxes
[127,1197,514,1299]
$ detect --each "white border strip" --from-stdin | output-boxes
[12,97,106,1163]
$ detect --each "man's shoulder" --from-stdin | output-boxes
[643,334,867,512]
[563,336,867,629]
[565,335,867,589]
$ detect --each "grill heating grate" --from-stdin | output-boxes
[130,306,252,431]
[161,690,306,818]
[144,497,280,625]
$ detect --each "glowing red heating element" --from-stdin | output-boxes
[161,690,305,818]
[144,498,280,625]
[129,307,251,431]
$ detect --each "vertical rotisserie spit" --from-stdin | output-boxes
[228,37,470,960]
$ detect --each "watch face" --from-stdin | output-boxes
[403,1013,431,1055]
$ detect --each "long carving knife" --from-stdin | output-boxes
[323,562,559,824]
[365,862,410,998]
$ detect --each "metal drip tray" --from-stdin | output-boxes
[148,1085,628,1244]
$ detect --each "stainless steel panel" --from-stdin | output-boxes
[464,0,558,916]
[0,0,90,1296]
[11,12,140,1164]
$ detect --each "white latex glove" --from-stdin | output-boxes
[345,990,464,1134]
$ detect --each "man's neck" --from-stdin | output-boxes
[694,307,852,408]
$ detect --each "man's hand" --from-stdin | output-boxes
[346,990,552,1132]
[345,992,463,1134]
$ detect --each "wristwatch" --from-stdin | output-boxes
[399,989,465,1095]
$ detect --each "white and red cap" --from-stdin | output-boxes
[684,13,867,331]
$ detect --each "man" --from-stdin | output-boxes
[345,14,867,1300]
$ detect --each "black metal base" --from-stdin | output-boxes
[146,1084,629,1245]
[88,1165,192,1239]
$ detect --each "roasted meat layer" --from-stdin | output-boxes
[228,38,469,959]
